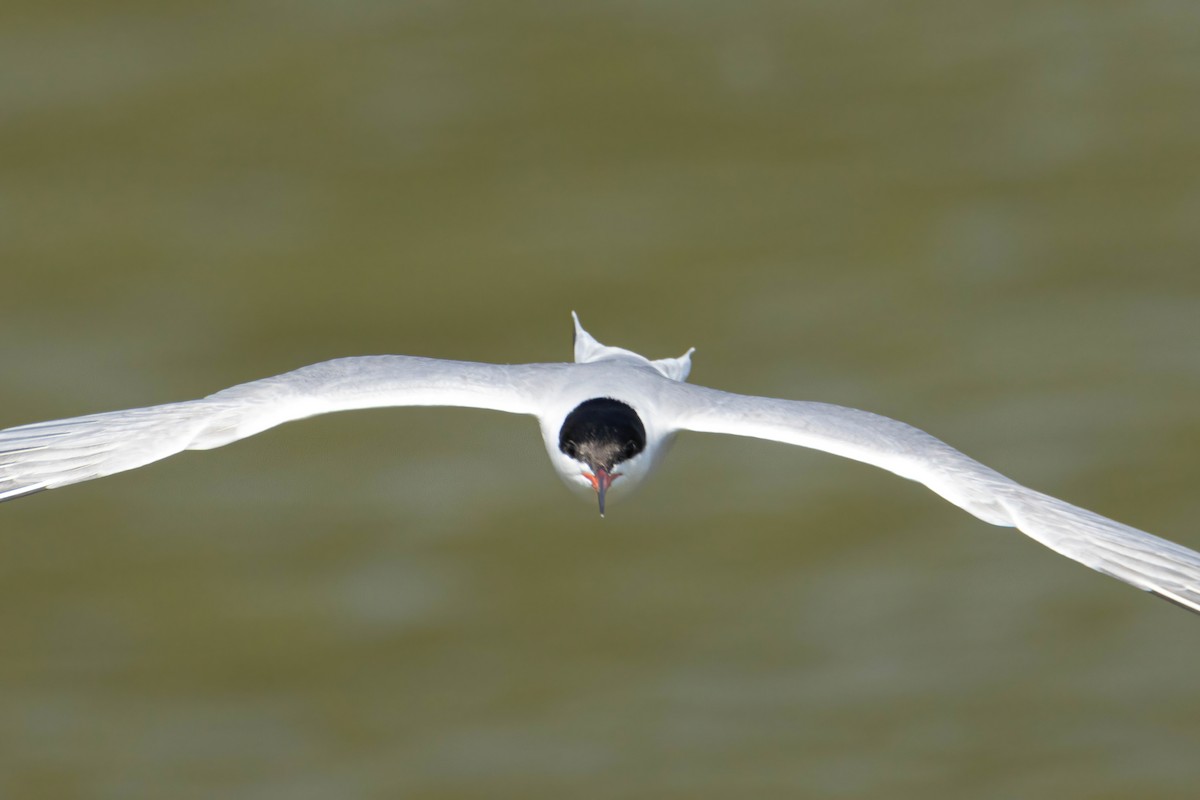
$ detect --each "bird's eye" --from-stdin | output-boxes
[623,441,638,459]
[563,441,578,458]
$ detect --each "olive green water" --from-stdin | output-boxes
[2,3,1200,798]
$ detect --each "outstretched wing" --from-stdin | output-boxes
[665,383,1200,614]
[0,356,561,501]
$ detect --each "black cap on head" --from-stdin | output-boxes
[558,398,647,471]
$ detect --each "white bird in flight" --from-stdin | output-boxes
[2,313,1198,614]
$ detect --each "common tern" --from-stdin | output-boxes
[2,313,1198,614]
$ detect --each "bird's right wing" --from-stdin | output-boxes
[0,356,563,501]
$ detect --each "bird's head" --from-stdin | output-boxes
[553,397,650,516]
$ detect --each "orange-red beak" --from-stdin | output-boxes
[583,467,619,517]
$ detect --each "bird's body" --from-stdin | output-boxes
[2,313,1199,614]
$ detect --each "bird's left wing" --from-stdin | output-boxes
[664,382,1200,614]
[0,356,563,501]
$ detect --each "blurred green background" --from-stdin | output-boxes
[2,2,1199,798]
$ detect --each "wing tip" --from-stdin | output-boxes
[1146,587,1200,616]
[0,484,50,503]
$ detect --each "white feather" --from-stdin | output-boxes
[2,315,1197,615]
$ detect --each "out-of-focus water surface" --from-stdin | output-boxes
[2,2,1199,797]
